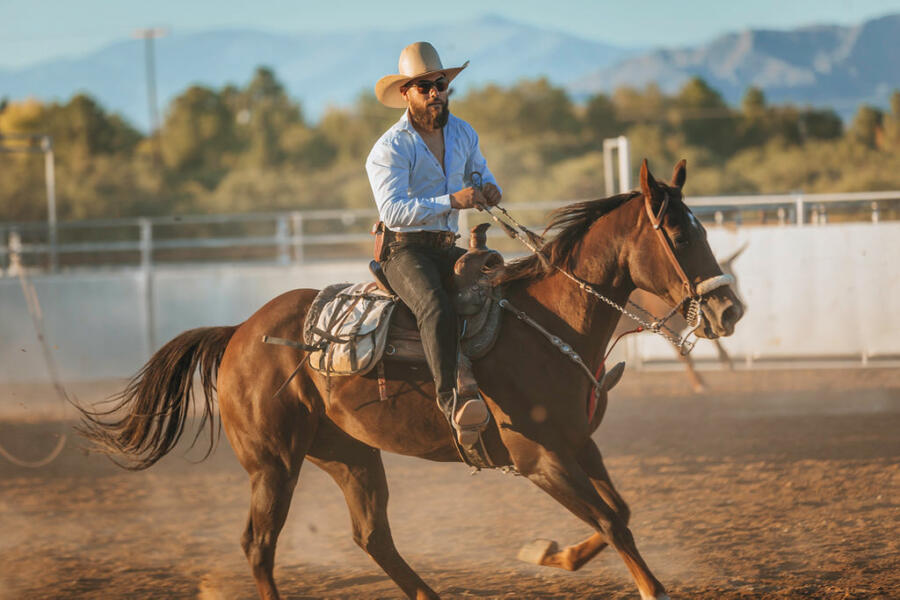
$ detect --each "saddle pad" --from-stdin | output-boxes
[304,282,397,376]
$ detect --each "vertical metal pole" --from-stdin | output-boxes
[1,226,7,274]
[145,36,159,132]
[795,195,805,227]
[8,231,21,275]
[603,139,615,197]
[139,218,157,356]
[616,135,631,194]
[42,137,58,272]
[276,215,289,265]
[291,212,304,264]
[133,28,167,161]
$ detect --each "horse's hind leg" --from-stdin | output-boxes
[308,420,439,600]
[242,464,302,600]
[223,395,315,600]
[519,440,631,572]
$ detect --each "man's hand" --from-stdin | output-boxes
[482,183,501,206]
[450,186,489,210]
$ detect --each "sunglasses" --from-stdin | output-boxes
[403,77,448,94]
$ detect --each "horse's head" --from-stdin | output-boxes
[627,159,744,338]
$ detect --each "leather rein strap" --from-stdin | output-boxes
[643,190,734,330]
[644,190,694,297]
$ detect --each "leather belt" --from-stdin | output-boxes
[391,230,458,249]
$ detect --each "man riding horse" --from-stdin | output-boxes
[366,42,501,445]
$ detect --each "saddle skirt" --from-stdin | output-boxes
[303,225,505,377]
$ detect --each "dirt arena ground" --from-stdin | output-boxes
[1,367,898,599]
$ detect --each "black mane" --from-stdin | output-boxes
[493,191,639,285]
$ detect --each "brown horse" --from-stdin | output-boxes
[79,159,743,600]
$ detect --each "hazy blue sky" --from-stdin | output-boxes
[1,0,899,69]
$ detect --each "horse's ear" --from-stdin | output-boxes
[671,159,687,188]
[720,241,749,271]
[640,158,657,198]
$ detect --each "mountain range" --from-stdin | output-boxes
[571,13,900,116]
[0,13,897,130]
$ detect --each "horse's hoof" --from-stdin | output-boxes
[517,538,558,565]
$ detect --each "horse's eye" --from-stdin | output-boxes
[673,235,690,249]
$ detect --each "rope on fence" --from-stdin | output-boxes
[0,233,68,468]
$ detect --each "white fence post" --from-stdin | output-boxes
[616,135,631,193]
[139,218,156,357]
[276,215,290,265]
[795,194,805,226]
[603,140,615,197]
[291,212,304,264]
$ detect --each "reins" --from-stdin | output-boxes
[471,173,732,354]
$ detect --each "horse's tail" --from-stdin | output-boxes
[76,325,238,470]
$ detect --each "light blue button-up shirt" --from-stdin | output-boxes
[365,111,500,233]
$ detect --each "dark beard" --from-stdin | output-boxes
[409,99,449,130]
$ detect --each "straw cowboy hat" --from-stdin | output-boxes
[375,42,469,108]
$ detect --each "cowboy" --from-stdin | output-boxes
[366,42,502,445]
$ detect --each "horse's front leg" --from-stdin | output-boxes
[518,439,630,572]
[513,439,669,600]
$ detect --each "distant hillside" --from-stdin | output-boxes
[0,15,631,130]
[2,13,897,129]
[572,13,900,118]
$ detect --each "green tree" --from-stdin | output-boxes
[584,93,620,140]
[849,105,884,148]
[883,90,900,150]
[612,84,666,124]
[236,67,304,168]
[799,109,842,141]
[159,85,237,183]
[741,87,766,118]
[670,77,736,156]
[454,78,578,142]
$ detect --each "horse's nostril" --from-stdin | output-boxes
[722,304,739,328]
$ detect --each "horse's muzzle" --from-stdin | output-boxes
[696,288,744,339]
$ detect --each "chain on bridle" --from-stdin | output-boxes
[470,172,733,354]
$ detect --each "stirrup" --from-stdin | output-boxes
[438,390,489,448]
[454,394,490,446]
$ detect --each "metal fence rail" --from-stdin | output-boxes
[1,191,898,274]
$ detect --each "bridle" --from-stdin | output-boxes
[471,171,733,353]
[640,189,734,343]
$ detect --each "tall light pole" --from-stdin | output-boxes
[133,27,168,155]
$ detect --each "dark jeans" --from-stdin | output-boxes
[382,242,466,396]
